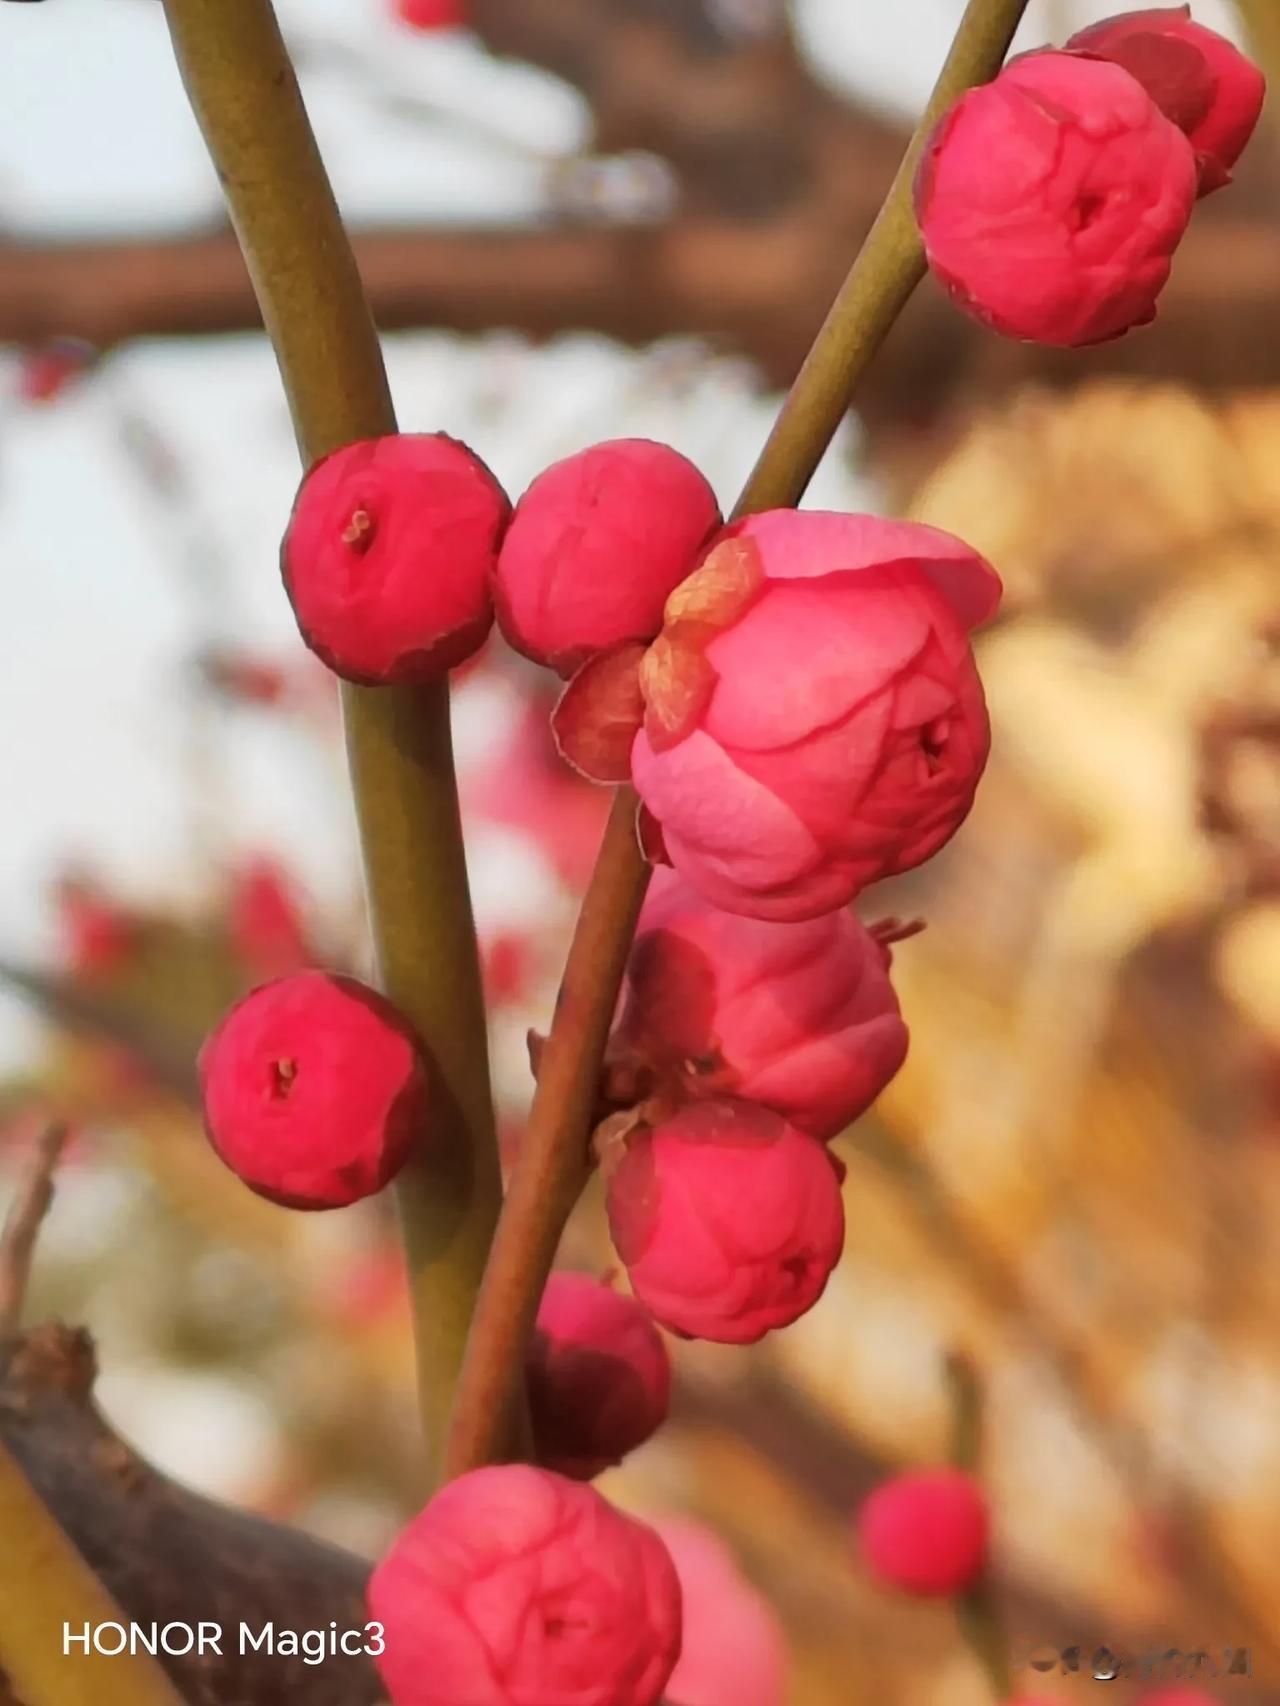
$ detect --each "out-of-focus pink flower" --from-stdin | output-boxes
[654,1518,788,1706]
[54,877,136,979]
[857,1469,990,1598]
[227,858,312,978]
[198,649,289,707]
[464,698,610,890]
[199,972,426,1210]
[393,0,468,27]
[604,1098,845,1344]
[481,928,536,1007]
[16,339,96,404]
[1134,1693,1223,1706]
[368,1465,681,1706]
[493,439,721,677]
[630,511,999,921]
[916,51,1197,345]
[612,869,908,1138]
[1068,6,1265,193]
[528,1272,671,1480]
[281,434,509,684]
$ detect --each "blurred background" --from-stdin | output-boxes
[2,0,1279,1701]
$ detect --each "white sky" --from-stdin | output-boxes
[0,0,1246,1073]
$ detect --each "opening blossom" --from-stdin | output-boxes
[1067,7,1265,194]
[655,1518,788,1706]
[856,1469,990,1598]
[368,1465,681,1706]
[528,1272,672,1481]
[612,869,908,1138]
[281,433,509,684]
[604,1098,846,1344]
[631,511,999,921]
[916,50,1197,346]
[199,971,427,1209]
[493,438,722,676]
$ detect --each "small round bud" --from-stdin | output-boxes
[494,438,721,676]
[605,1099,845,1344]
[856,1469,990,1598]
[368,1465,681,1706]
[281,433,509,684]
[915,51,1196,346]
[199,971,427,1209]
[528,1272,672,1480]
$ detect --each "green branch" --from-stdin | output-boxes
[159,0,510,1486]
[444,0,1034,1480]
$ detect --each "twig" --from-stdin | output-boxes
[158,0,515,1486]
[443,0,1034,1481]
[739,0,1031,510]
[946,1353,1012,1701]
[0,1122,68,1339]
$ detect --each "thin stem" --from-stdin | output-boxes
[0,1122,68,1339]
[444,0,1033,1480]
[946,1353,1011,1700]
[739,0,1031,513]
[0,1438,187,1706]
[159,0,509,1486]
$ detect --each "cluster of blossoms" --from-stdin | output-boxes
[916,7,1265,345]
[192,15,1262,1697]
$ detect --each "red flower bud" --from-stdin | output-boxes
[393,0,467,28]
[857,1469,990,1598]
[605,1099,845,1344]
[916,51,1197,346]
[494,439,722,676]
[613,869,908,1139]
[16,338,96,404]
[631,511,998,920]
[368,1465,681,1706]
[656,1518,788,1706]
[528,1272,672,1480]
[1068,7,1265,194]
[54,877,135,979]
[281,433,509,684]
[199,971,426,1209]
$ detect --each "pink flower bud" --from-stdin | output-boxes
[605,1099,845,1344]
[494,439,722,676]
[655,1518,788,1706]
[368,1465,681,1706]
[630,512,999,921]
[393,0,468,30]
[916,51,1197,346]
[528,1272,671,1480]
[198,971,426,1209]
[1068,7,1265,193]
[1135,1694,1222,1706]
[857,1469,990,1598]
[281,433,509,684]
[613,870,908,1138]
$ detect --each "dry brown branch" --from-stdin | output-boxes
[0,1123,68,1339]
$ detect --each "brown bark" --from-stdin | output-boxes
[0,1326,381,1706]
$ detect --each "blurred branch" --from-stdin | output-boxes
[0,1122,68,1339]
[0,955,200,1102]
[443,0,1034,1482]
[0,1360,187,1706]
[158,0,517,1486]
[0,1325,379,1706]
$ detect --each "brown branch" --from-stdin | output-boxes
[0,1123,68,1340]
[0,1325,378,1706]
[443,0,1036,1482]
